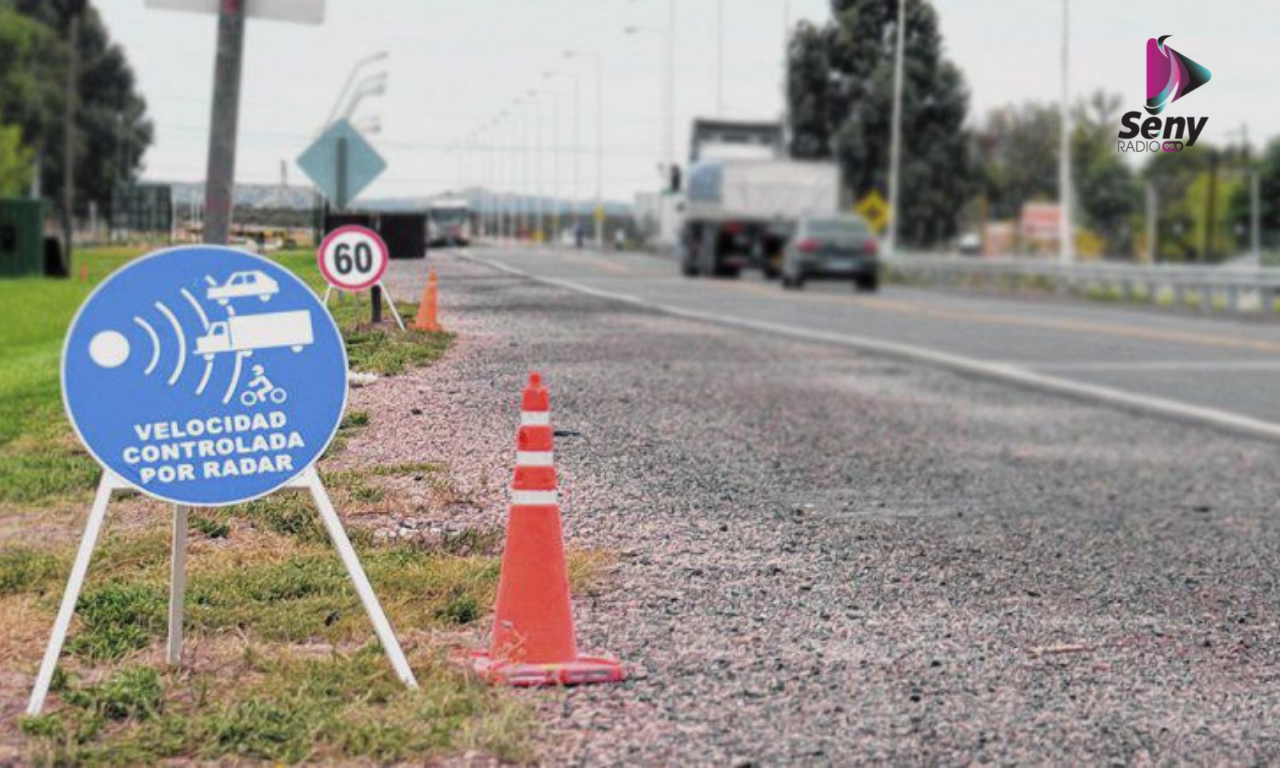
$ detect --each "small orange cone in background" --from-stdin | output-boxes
[469,372,626,686]
[413,268,441,332]
[79,264,89,282]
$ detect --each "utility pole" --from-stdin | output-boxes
[1145,180,1157,263]
[1059,0,1074,264]
[716,0,725,116]
[885,0,905,258]
[204,0,247,246]
[1252,171,1261,261]
[61,13,79,274]
[1204,149,1219,262]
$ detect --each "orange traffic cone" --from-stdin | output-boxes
[469,372,626,686]
[413,269,441,332]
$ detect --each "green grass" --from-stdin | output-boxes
[0,245,577,763]
[22,651,533,764]
[0,247,451,506]
[6,513,608,763]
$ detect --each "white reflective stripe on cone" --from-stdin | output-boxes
[515,451,554,466]
[520,411,551,426]
[511,490,558,505]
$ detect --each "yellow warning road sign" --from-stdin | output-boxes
[855,190,891,235]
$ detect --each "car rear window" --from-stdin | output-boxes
[807,219,870,239]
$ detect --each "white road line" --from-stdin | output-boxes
[469,254,1280,444]
[1025,359,1280,373]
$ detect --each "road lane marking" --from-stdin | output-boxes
[469,253,1280,444]
[703,281,1280,355]
[1025,359,1280,372]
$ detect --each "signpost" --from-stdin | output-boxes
[317,225,405,330]
[28,245,416,715]
[146,0,325,245]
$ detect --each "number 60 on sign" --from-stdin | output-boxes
[317,225,389,292]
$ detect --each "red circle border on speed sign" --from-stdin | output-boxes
[317,225,389,292]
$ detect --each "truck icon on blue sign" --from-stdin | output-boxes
[195,310,314,360]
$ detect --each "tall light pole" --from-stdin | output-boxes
[565,49,604,248]
[546,70,581,238]
[886,0,905,258]
[626,19,674,189]
[716,0,725,116]
[1059,0,1074,263]
[527,90,546,243]
[323,51,388,130]
[540,80,564,241]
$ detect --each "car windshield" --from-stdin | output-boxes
[806,219,870,240]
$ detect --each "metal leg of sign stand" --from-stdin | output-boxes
[167,505,189,666]
[27,473,120,716]
[321,283,404,332]
[28,470,417,716]
[376,280,406,332]
[290,467,418,688]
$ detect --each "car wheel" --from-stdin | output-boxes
[855,273,879,292]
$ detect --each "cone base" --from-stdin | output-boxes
[469,651,625,687]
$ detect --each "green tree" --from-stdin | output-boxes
[970,102,1060,220]
[0,112,33,196]
[786,0,973,246]
[1071,91,1140,256]
[1226,138,1279,256]
[1,0,152,217]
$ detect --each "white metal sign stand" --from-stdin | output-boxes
[321,281,405,331]
[31,245,418,715]
[28,468,417,715]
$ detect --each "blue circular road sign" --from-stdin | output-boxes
[62,246,348,506]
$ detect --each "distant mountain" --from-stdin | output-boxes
[158,182,633,215]
[166,181,317,210]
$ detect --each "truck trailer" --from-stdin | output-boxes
[679,119,843,278]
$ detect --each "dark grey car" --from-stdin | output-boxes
[780,214,880,291]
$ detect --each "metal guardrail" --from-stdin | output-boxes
[885,254,1280,314]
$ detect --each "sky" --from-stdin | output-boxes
[94,0,1274,205]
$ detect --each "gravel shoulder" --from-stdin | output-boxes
[371,250,1280,764]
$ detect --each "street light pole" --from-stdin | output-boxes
[886,0,905,258]
[527,92,544,243]
[547,70,581,238]
[323,51,388,130]
[626,24,672,187]
[565,49,604,248]
[716,0,724,116]
[1059,0,1074,264]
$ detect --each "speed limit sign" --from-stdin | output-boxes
[315,225,405,330]
[318,225,389,291]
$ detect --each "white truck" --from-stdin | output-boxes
[680,119,842,278]
[195,310,314,360]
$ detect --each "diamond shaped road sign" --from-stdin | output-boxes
[297,120,387,210]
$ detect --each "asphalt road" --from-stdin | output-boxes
[381,248,1280,762]
[473,244,1280,431]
